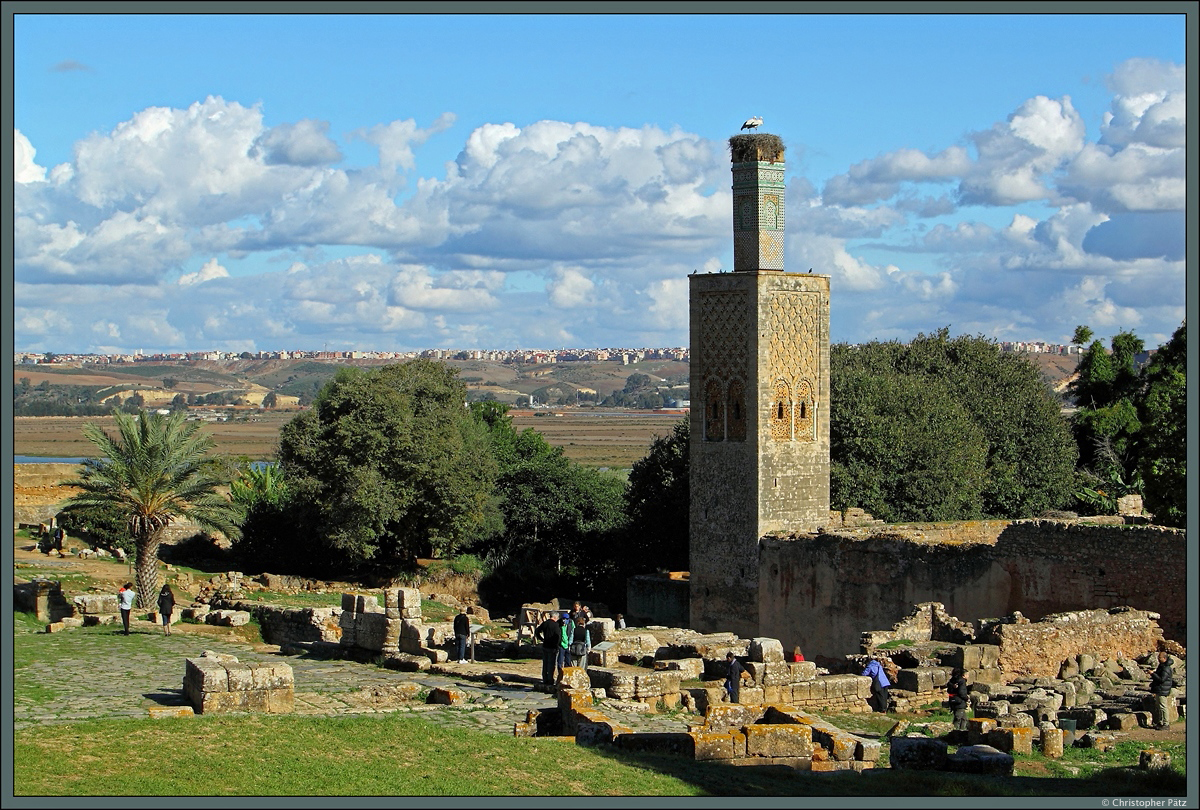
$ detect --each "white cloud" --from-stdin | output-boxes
[547,267,596,308]
[14,129,46,183]
[178,257,230,285]
[253,119,343,166]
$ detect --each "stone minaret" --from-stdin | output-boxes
[688,133,830,638]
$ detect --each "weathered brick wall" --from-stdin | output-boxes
[758,520,1185,659]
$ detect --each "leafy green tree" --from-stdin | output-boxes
[623,419,689,573]
[830,330,1077,520]
[55,501,133,557]
[278,361,500,574]
[1071,325,1094,348]
[470,402,626,607]
[1135,322,1186,527]
[624,373,652,393]
[60,410,241,607]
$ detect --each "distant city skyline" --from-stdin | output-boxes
[13,11,1187,355]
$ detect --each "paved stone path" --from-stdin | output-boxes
[13,618,693,737]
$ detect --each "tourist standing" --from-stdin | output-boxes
[790,646,805,662]
[614,614,626,630]
[157,583,176,636]
[947,668,970,730]
[724,652,750,703]
[117,582,136,635]
[557,612,574,680]
[1149,651,1176,730]
[862,656,892,713]
[534,611,561,687]
[569,615,591,669]
[453,607,471,664]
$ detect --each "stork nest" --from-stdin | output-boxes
[729,134,785,163]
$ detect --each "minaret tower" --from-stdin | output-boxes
[688,132,830,637]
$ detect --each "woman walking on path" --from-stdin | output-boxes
[117,583,136,635]
[157,584,176,635]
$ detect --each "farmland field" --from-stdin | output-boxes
[13,409,685,470]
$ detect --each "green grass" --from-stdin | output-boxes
[11,711,1188,797]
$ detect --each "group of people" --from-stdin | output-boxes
[115,582,176,636]
[533,601,595,686]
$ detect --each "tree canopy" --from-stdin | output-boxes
[277,360,500,573]
[830,329,1078,521]
[61,409,241,606]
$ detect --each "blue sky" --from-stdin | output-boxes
[12,10,1189,354]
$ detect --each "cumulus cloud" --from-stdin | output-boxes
[178,257,230,285]
[547,267,596,308]
[14,129,46,183]
[253,119,343,166]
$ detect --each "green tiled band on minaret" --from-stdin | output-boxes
[730,133,786,272]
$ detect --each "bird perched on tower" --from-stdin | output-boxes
[741,116,763,131]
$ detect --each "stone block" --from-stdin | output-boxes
[1105,713,1139,731]
[206,610,250,627]
[74,594,120,614]
[889,736,948,770]
[945,744,1014,776]
[664,658,704,681]
[737,686,764,705]
[185,658,229,693]
[759,662,792,686]
[607,672,638,701]
[761,685,783,704]
[749,638,785,663]
[1041,728,1065,758]
[224,663,255,691]
[148,705,195,719]
[1076,732,1116,752]
[828,732,858,761]
[744,724,813,758]
[425,648,449,664]
[341,593,357,613]
[811,759,852,772]
[197,691,248,714]
[83,614,118,626]
[396,588,422,610]
[44,622,66,633]
[986,727,1032,755]
[856,739,881,762]
[428,687,468,706]
[968,667,1005,685]
[788,661,817,682]
[560,666,590,692]
[978,645,1000,669]
[690,731,741,761]
[1140,749,1171,770]
[896,667,937,694]
[704,704,762,731]
[791,681,811,702]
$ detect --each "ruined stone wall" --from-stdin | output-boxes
[977,607,1165,679]
[758,520,1185,659]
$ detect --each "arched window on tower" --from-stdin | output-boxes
[727,379,746,441]
[794,379,815,442]
[705,378,725,441]
[770,381,791,441]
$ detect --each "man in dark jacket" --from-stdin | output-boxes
[453,607,471,664]
[1149,651,1175,730]
[947,668,970,730]
[534,611,561,687]
[724,652,750,703]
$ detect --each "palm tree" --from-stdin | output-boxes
[61,409,241,608]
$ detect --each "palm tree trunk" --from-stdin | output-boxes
[135,531,163,609]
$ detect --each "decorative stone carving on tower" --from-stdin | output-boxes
[689,132,830,638]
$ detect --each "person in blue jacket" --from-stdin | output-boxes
[862,656,892,713]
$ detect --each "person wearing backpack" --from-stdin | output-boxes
[947,668,970,730]
[569,615,591,670]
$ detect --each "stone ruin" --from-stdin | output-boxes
[183,651,294,715]
[856,602,1187,773]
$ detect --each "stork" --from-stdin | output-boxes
[741,116,763,132]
